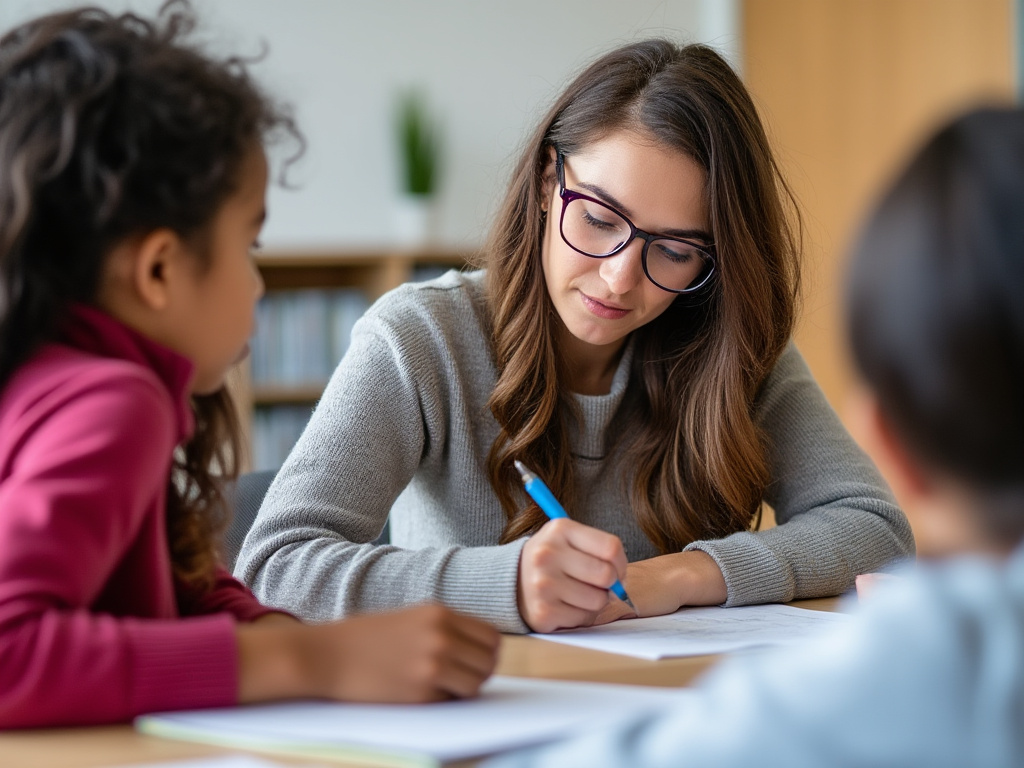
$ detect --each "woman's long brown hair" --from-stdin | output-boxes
[0,3,301,590]
[485,41,801,550]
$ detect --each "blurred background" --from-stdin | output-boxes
[1,0,1015,468]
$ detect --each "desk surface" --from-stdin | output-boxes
[1,598,840,768]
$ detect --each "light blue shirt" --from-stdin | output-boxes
[487,545,1024,768]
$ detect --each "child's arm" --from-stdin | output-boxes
[0,372,241,727]
[0,370,500,728]
[177,566,293,623]
[486,566,995,768]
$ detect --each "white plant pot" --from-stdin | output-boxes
[393,194,435,247]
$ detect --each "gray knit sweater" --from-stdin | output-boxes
[236,270,914,633]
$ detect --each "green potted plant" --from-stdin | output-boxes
[394,88,440,245]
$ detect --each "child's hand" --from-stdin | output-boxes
[237,604,500,704]
[251,611,300,625]
[516,517,629,633]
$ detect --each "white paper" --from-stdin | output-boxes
[115,758,292,768]
[531,603,850,659]
[136,676,692,766]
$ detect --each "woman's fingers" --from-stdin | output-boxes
[559,519,629,580]
[517,518,630,632]
[558,545,625,594]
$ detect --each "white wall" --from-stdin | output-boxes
[0,0,739,251]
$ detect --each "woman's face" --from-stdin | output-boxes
[540,129,710,358]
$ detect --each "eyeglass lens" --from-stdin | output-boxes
[560,195,712,292]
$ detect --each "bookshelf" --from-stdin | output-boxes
[229,249,476,471]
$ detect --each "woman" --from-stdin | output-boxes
[485,104,1024,768]
[236,40,913,633]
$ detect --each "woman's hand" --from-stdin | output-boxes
[237,603,501,704]
[593,549,728,625]
[517,517,631,633]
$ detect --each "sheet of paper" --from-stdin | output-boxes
[531,603,850,660]
[117,757,293,768]
[136,676,692,767]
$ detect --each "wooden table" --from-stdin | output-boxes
[0,598,841,768]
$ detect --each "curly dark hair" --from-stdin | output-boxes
[0,1,302,589]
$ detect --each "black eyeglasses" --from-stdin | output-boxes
[555,151,716,293]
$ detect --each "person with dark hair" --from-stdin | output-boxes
[484,105,1024,766]
[0,2,498,730]
[238,40,912,633]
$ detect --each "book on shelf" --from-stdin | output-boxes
[251,287,370,390]
[252,405,315,471]
[248,266,457,470]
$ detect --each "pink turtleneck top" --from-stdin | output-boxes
[0,306,276,728]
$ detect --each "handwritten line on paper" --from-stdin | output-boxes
[136,676,693,767]
[530,603,850,660]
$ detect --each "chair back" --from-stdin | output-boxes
[223,469,277,570]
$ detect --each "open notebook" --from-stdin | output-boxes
[136,676,693,767]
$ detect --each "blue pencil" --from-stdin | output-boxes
[514,460,637,612]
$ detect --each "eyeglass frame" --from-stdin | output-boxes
[554,149,717,294]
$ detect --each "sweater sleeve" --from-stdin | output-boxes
[176,566,286,623]
[684,344,915,605]
[235,302,528,632]
[0,373,239,728]
[485,561,1017,768]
